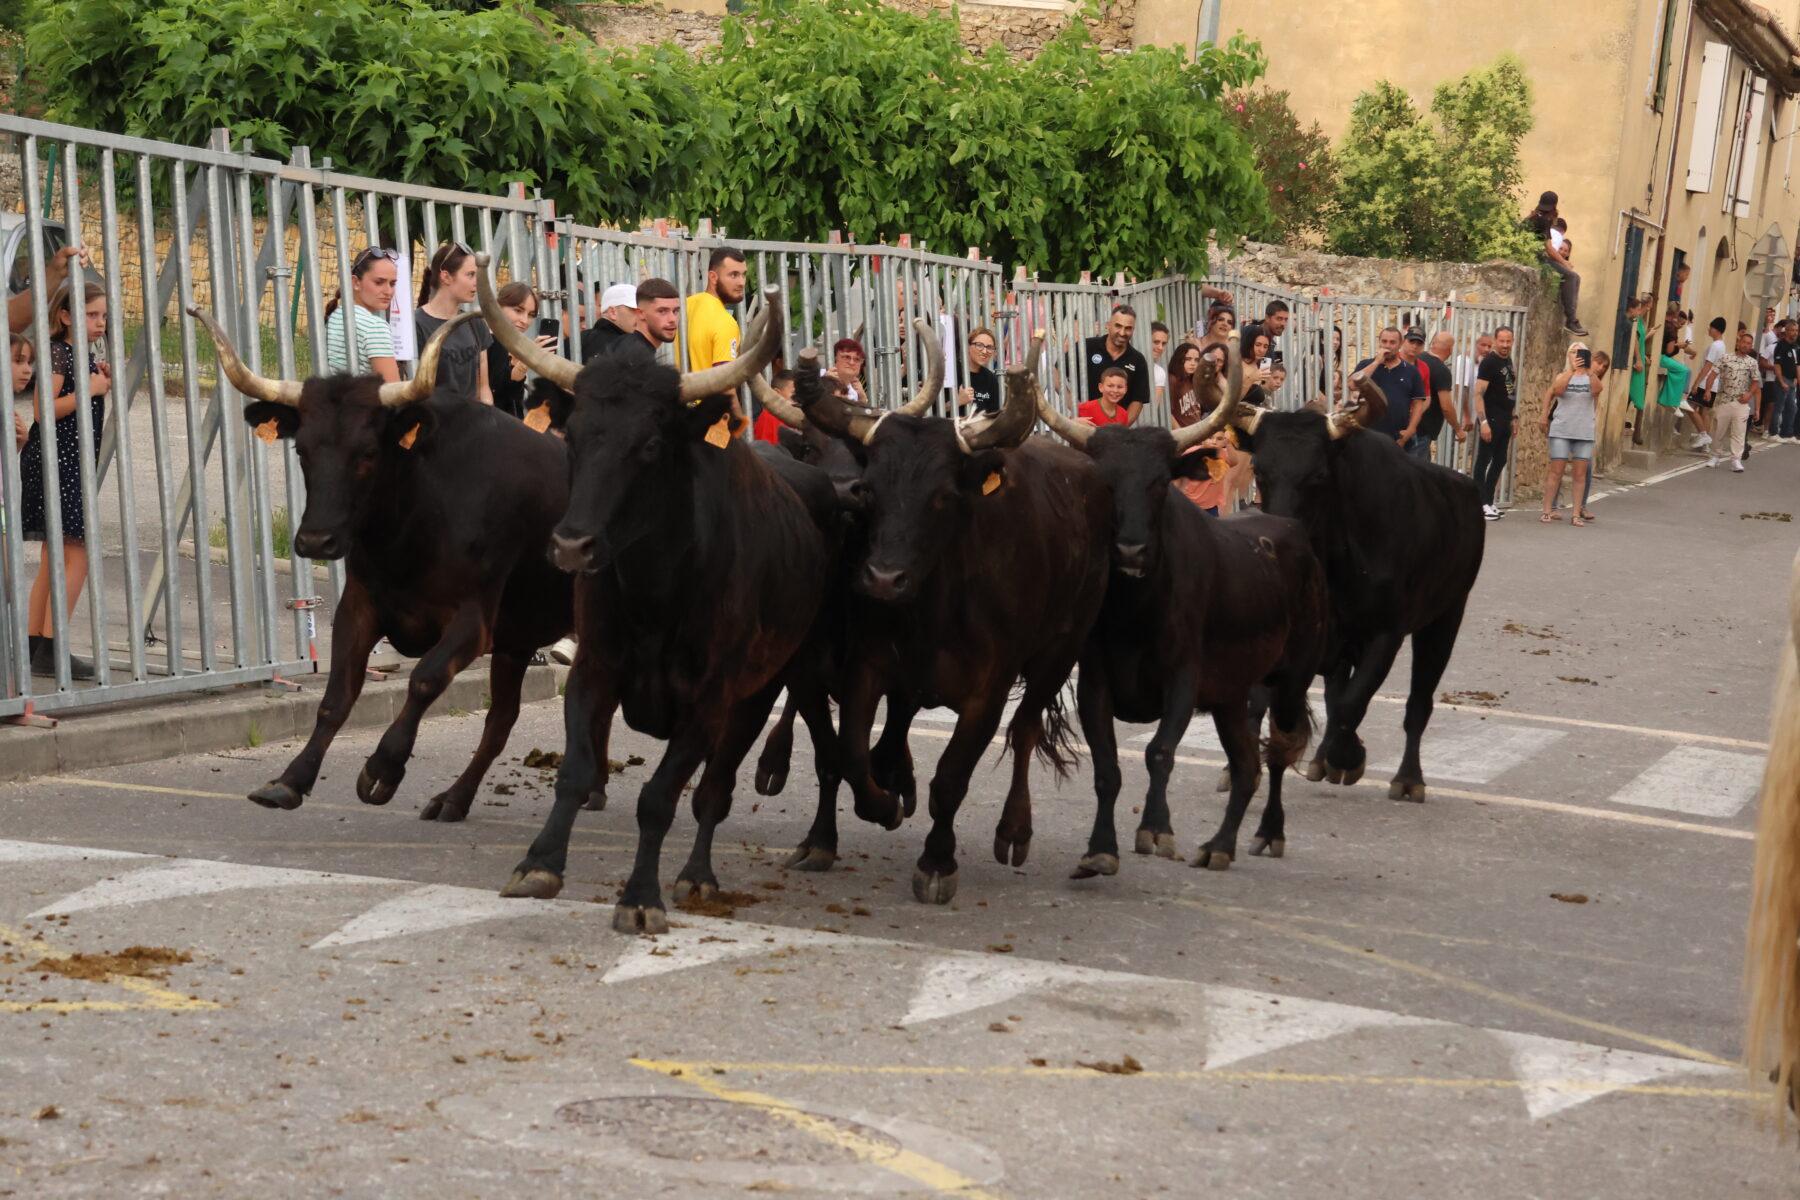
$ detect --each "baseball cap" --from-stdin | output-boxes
[1403,327,1425,343]
[600,282,637,310]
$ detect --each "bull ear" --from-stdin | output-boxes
[956,447,1006,494]
[1170,447,1221,480]
[681,391,735,441]
[242,401,300,440]
[387,404,436,449]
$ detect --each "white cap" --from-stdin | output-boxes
[600,283,637,310]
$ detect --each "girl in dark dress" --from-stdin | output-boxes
[21,281,109,679]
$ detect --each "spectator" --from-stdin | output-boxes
[752,368,798,445]
[1196,306,1236,354]
[1686,316,1727,451]
[1657,333,1690,413]
[1455,331,1494,451]
[1077,366,1134,426]
[21,280,109,680]
[828,337,868,403]
[1416,330,1461,459]
[579,282,637,361]
[1705,328,1760,471]
[7,245,88,336]
[1350,326,1427,448]
[1527,191,1588,335]
[1625,295,1652,439]
[414,242,494,404]
[1756,307,1780,453]
[1394,327,1436,458]
[1775,320,1800,442]
[1472,325,1518,520]
[323,246,401,382]
[1083,305,1150,423]
[957,327,1000,416]
[617,277,681,362]
[1672,262,1691,305]
[1166,342,1204,424]
[1239,300,1291,369]
[1553,217,1572,261]
[688,246,748,423]
[1539,344,1597,526]
[9,332,30,453]
[1150,320,1170,408]
[486,281,558,420]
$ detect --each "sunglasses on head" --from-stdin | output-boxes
[352,246,401,271]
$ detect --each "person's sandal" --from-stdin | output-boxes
[1539,511,1560,522]
[1571,515,1586,527]
[1578,510,1598,522]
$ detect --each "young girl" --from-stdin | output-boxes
[323,246,401,381]
[414,242,494,404]
[8,334,27,453]
[21,281,109,680]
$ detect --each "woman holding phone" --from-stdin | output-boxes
[1539,343,1598,526]
[485,281,557,420]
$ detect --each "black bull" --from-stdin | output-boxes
[189,307,573,822]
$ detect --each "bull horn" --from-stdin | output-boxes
[750,371,808,431]
[1327,374,1387,440]
[962,330,1043,452]
[679,284,783,401]
[795,348,885,444]
[1171,330,1239,453]
[896,318,944,416]
[376,311,480,406]
[475,253,579,391]
[186,306,302,406]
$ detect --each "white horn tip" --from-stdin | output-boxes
[475,252,492,268]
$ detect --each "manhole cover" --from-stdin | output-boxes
[554,1096,902,1166]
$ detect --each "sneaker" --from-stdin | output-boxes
[1732,460,1746,472]
[1704,456,1721,468]
[1678,399,1696,415]
[549,636,578,665]
[1697,432,1712,446]
[1482,505,1501,521]
[1565,321,1590,336]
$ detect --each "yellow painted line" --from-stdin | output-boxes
[631,1058,1002,1198]
[0,921,218,1014]
[1174,898,1731,1067]
[1361,694,1768,751]
[635,1057,1755,1101]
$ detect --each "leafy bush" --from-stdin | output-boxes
[1326,54,1539,265]
[1223,87,1334,245]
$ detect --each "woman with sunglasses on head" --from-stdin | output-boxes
[323,246,402,382]
[414,242,494,404]
[956,326,1001,415]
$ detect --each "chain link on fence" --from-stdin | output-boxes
[0,113,1528,720]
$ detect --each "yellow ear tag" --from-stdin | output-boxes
[704,416,731,448]
[524,406,551,434]
[398,426,419,451]
[254,418,280,444]
[981,471,1002,495]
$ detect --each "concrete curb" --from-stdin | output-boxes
[0,662,569,784]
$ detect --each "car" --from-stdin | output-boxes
[0,213,108,298]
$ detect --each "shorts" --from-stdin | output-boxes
[1689,387,1712,409]
[1548,436,1593,461]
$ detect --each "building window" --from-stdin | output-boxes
[1653,0,1681,111]
[1687,42,1732,192]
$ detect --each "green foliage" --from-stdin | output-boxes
[1223,87,1334,244]
[1327,54,1540,265]
[25,0,721,228]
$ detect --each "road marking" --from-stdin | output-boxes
[0,920,218,1014]
[28,859,388,919]
[1362,695,1767,751]
[1201,983,1443,1071]
[1130,723,1223,753]
[1606,745,1766,818]
[605,919,873,985]
[632,1058,1005,1199]
[632,1058,1756,1103]
[1176,896,1732,1067]
[310,883,578,949]
[1366,720,1565,785]
[900,955,1143,1026]
[0,839,147,864]
[1491,1029,1733,1119]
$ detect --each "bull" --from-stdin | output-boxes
[1034,338,1328,873]
[190,307,575,822]
[478,262,840,934]
[801,338,1113,903]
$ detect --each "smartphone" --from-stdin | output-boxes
[1575,349,1591,368]
[536,318,560,340]
[1259,357,1273,372]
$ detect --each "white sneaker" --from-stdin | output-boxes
[1678,399,1696,415]
[1696,432,1712,446]
[1732,460,1746,472]
[1482,505,1501,521]
[549,636,578,664]
[1704,457,1721,468]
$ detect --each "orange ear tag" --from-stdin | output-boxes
[253,418,280,444]
[981,472,1002,495]
[703,416,731,448]
[398,426,419,450]
[524,406,551,434]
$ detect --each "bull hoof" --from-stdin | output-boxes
[853,792,903,832]
[1302,756,1328,783]
[993,833,1030,867]
[248,781,304,811]
[1192,845,1234,871]
[613,904,669,935]
[671,878,717,904]
[356,764,402,806]
[1324,762,1365,787]
[499,869,564,900]
[754,761,788,796]
[582,790,606,812]
[1248,836,1285,858]
[419,793,470,823]
[1070,853,1119,879]
[1133,830,1178,858]
[782,844,839,872]
[1215,766,1233,793]
[1388,778,1427,803]
[898,782,919,820]
[912,868,959,905]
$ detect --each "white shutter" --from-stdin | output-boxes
[1723,71,1752,209]
[1735,75,1769,217]
[1688,42,1731,191]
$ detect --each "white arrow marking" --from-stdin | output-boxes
[1607,745,1766,818]
[0,839,147,864]
[29,858,386,917]
[1367,720,1565,784]
[1490,1030,1733,1119]
[603,916,872,985]
[310,884,579,949]
[900,955,1150,1026]
[1200,985,1443,1071]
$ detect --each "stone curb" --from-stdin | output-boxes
[0,663,569,784]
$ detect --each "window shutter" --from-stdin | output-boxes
[1734,75,1769,217]
[1687,42,1731,191]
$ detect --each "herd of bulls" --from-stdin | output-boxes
[188,266,1485,935]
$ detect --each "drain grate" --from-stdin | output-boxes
[554,1096,902,1166]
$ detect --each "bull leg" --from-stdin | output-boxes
[871,693,919,818]
[500,653,616,900]
[754,693,799,796]
[914,691,1008,905]
[677,685,786,901]
[612,725,711,934]
[1218,688,1269,796]
[840,667,903,832]
[357,599,489,807]
[784,687,847,872]
[1250,673,1315,858]
[1303,655,1352,783]
[1192,701,1261,871]
[249,579,381,811]
[1073,651,1123,879]
[1135,668,1196,860]
[1309,633,1403,788]
[1389,602,1467,803]
[420,648,528,823]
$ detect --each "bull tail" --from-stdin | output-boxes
[1261,681,1316,771]
[1746,548,1800,1123]
[1033,683,1082,778]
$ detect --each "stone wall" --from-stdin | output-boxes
[1219,241,1562,499]
[578,3,725,52]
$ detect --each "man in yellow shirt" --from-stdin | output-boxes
[687,246,748,424]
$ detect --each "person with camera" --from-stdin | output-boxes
[486,281,559,420]
[1350,326,1427,447]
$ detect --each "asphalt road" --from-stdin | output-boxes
[1,445,1798,1197]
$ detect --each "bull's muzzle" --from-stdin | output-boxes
[1114,542,1148,578]
[293,529,345,561]
[858,563,912,603]
[550,531,596,573]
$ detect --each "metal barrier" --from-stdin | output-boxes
[0,112,1530,721]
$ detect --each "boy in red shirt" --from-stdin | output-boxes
[1078,367,1134,426]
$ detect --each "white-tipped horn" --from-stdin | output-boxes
[475,253,579,391]
[187,306,302,406]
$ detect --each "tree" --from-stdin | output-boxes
[1327,54,1539,265]
[1223,86,1335,244]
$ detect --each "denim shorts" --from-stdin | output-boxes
[1548,436,1594,461]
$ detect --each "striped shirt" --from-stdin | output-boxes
[323,304,396,375]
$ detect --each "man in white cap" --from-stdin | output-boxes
[579,282,638,362]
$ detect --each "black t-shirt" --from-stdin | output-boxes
[1082,335,1150,411]
[488,346,525,418]
[1352,355,1425,438]
[1477,352,1517,415]
[413,309,493,401]
[580,318,628,363]
[1775,338,1800,384]
[1417,352,1453,440]
[961,363,1000,416]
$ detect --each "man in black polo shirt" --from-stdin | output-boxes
[1084,305,1151,423]
[1349,326,1426,445]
